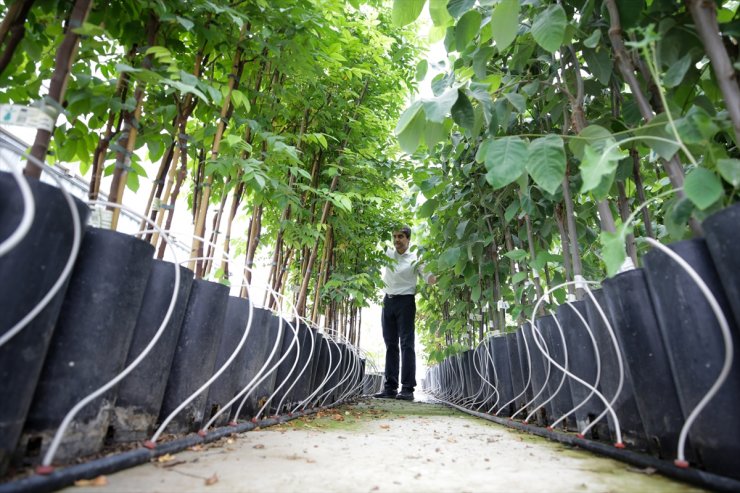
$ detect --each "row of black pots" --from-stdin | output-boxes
[0,175,364,478]
[425,203,740,481]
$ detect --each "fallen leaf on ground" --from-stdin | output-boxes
[205,473,219,486]
[157,454,176,463]
[162,460,186,469]
[226,438,235,444]
[253,444,265,449]
[74,476,107,487]
[447,437,457,443]
[188,445,204,452]
[331,414,345,421]
[379,424,390,429]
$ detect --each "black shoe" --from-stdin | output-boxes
[373,389,397,399]
[396,390,414,401]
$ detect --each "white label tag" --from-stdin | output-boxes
[0,105,55,131]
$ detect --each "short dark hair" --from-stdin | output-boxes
[394,225,411,239]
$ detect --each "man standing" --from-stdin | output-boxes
[374,226,435,401]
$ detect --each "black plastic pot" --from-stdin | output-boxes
[158,279,229,434]
[584,289,648,449]
[514,328,534,412]
[19,227,153,464]
[235,312,284,420]
[0,174,89,475]
[203,296,253,428]
[110,261,194,443]
[643,238,740,479]
[602,268,686,459]
[490,336,514,416]
[306,331,325,402]
[270,319,302,412]
[703,203,740,327]
[506,332,526,411]
[537,314,576,430]
[522,322,552,425]
[289,324,317,406]
[313,336,332,402]
[556,301,610,440]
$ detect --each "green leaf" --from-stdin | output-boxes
[531,4,567,53]
[395,100,424,135]
[663,54,692,88]
[583,30,601,49]
[569,124,614,160]
[176,16,195,31]
[672,105,720,145]
[580,143,627,194]
[511,271,528,284]
[439,246,462,270]
[455,10,482,52]
[447,0,476,18]
[504,200,519,223]
[424,121,447,150]
[397,110,426,154]
[490,0,519,51]
[456,219,469,239]
[504,248,528,261]
[684,167,724,210]
[423,88,458,122]
[451,90,475,131]
[526,134,566,195]
[600,226,632,278]
[430,0,453,25]
[582,47,612,86]
[717,158,740,188]
[635,113,680,160]
[504,93,526,113]
[392,0,426,26]
[416,59,428,81]
[471,284,481,302]
[479,136,528,189]
[418,198,439,218]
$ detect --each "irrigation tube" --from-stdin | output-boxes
[430,397,740,493]
[0,144,83,349]
[0,406,335,493]
[0,148,35,258]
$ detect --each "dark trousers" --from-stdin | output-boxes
[381,294,416,392]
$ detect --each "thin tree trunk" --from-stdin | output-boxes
[25,0,93,178]
[156,129,190,259]
[202,185,229,277]
[0,0,36,76]
[554,203,575,296]
[616,181,638,266]
[631,148,654,238]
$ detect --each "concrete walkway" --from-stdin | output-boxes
[63,396,705,493]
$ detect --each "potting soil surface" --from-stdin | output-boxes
[61,394,706,493]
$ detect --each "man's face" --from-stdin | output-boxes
[393,231,409,254]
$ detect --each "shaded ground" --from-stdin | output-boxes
[62,396,705,493]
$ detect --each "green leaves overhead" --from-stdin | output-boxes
[455,10,482,52]
[447,0,476,19]
[438,246,462,270]
[531,4,567,53]
[526,135,566,195]
[451,90,475,132]
[391,0,426,27]
[490,0,519,52]
[477,136,527,189]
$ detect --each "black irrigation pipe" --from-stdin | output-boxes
[0,404,341,493]
[439,399,740,493]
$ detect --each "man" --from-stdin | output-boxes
[374,226,436,401]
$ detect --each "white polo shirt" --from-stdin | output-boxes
[382,247,431,296]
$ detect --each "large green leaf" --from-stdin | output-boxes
[447,0,476,18]
[451,90,475,131]
[396,110,426,154]
[635,113,680,160]
[526,135,566,195]
[531,4,567,53]
[569,124,614,160]
[455,9,482,52]
[684,167,724,210]
[580,143,627,194]
[478,136,528,189]
[392,0,426,26]
[582,47,612,86]
[429,0,453,26]
[490,0,519,52]
[504,248,528,261]
[717,158,740,188]
[663,54,692,88]
[395,100,424,135]
[423,88,458,122]
[439,246,462,270]
[424,120,447,150]
[417,198,439,218]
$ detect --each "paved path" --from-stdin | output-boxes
[63,396,705,492]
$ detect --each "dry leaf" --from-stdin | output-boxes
[74,476,107,487]
[162,460,186,469]
[188,445,204,452]
[226,438,235,444]
[157,453,176,463]
[253,444,265,449]
[205,473,219,486]
[447,437,457,443]
[379,424,390,429]
[331,414,344,422]
[344,411,350,415]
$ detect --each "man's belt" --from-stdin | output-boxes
[384,293,415,299]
